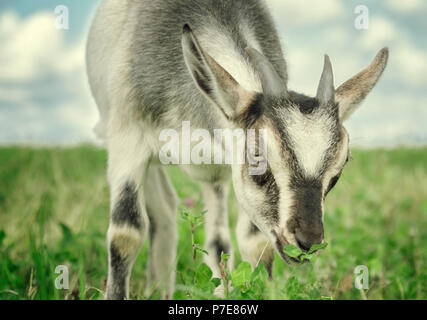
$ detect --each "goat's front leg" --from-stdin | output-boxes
[236,210,274,278]
[202,182,234,278]
[105,131,151,300]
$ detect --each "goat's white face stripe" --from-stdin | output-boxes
[265,127,296,241]
[280,106,336,178]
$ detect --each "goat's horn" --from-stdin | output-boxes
[246,48,287,97]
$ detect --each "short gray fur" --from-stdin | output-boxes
[128,0,287,128]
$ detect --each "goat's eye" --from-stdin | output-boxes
[325,174,340,196]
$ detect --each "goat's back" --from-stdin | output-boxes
[87,0,287,137]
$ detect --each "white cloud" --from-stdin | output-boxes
[346,93,427,147]
[282,14,427,92]
[286,43,365,96]
[385,0,426,13]
[0,86,29,103]
[358,16,427,87]
[0,11,98,145]
[394,46,427,84]
[55,102,98,133]
[0,12,60,81]
[267,0,345,26]
[358,16,400,50]
[286,47,319,94]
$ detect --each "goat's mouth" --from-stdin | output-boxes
[273,234,324,265]
[271,230,301,265]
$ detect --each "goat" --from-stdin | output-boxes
[86,0,388,300]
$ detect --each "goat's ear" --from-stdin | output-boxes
[336,48,389,122]
[182,24,252,120]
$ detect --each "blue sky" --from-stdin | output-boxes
[0,0,97,41]
[0,0,426,146]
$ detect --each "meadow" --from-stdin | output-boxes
[0,145,426,300]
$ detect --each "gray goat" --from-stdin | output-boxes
[86,0,388,299]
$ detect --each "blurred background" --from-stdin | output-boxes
[0,0,426,300]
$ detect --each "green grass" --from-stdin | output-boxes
[0,145,426,300]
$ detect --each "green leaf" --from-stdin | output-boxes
[179,209,190,220]
[221,253,231,262]
[195,247,209,256]
[308,242,328,254]
[283,244,303,258]
[211,277,221,288]
[251,263,268,284]
[195,263,212,287]
[300,253,316,262]
[231,262,252,288]
[285,276,299,293]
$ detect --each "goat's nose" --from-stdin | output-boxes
[295,228,323,252]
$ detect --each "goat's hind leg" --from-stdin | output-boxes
[202,182,234,278]
[144,165,178,300]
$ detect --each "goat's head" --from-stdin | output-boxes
[182,25,388,261]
